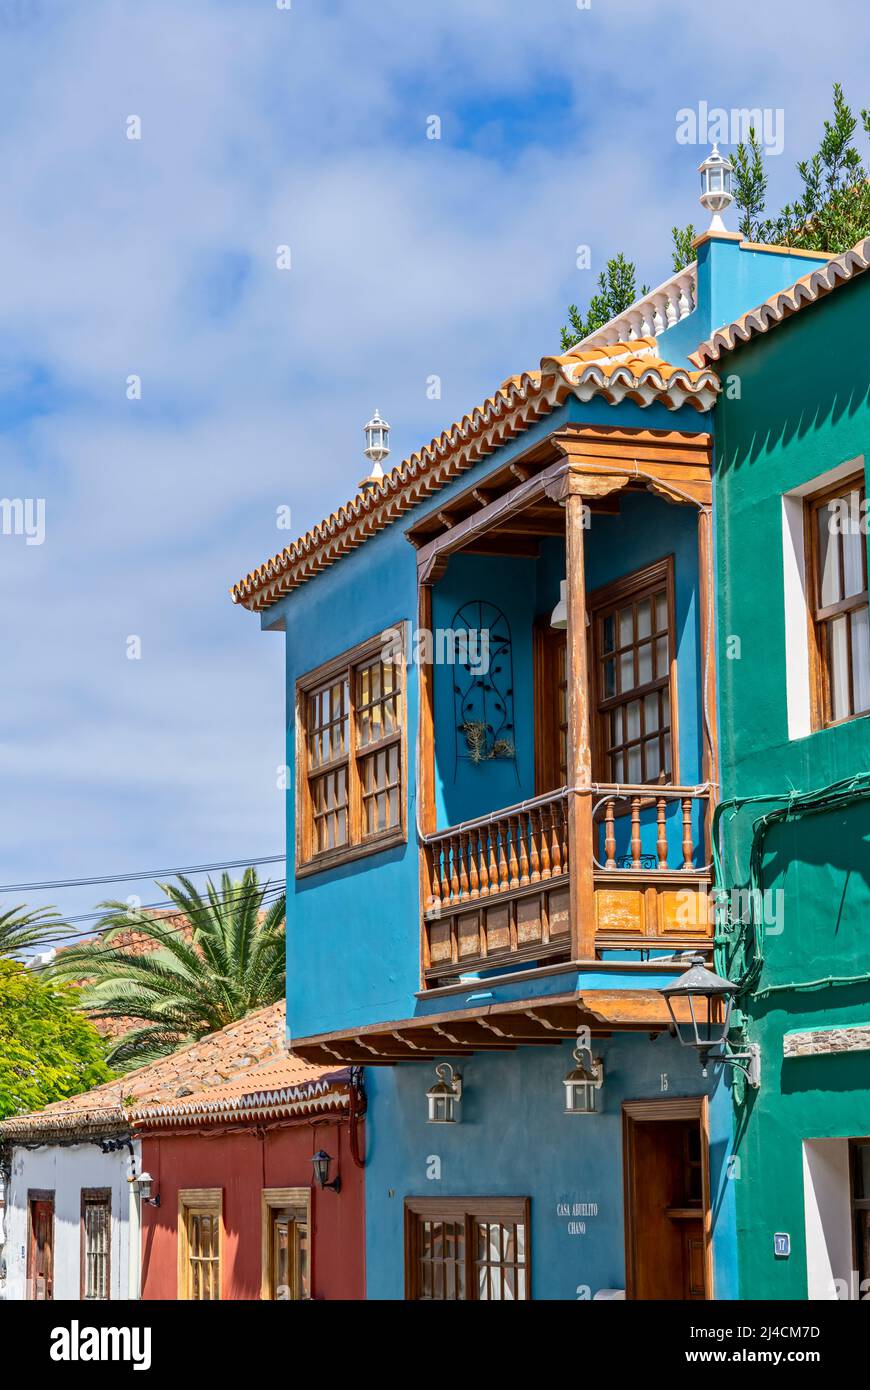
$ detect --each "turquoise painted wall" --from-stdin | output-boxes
[713,270,870,1299]
[364,1035,739,1301]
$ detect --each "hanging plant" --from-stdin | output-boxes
[461,721,515,765]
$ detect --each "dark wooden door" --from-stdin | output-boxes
[28,1198,55,1301]
[623,1107,710,1300]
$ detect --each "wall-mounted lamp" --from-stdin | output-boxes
[550,580,568,631]
[133,1172,161,1207]
[426,1063,462,1124]
[311,1149,342,1193]
[659,954,761,1088]
[563,1045,604,1115]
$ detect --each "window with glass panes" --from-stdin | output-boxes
[179,1190,221,1301]
[297,626,406,872]
[80,1190,110,1300]
[807,475,870,727]
[591,560,676,784]
[405,1198,529,1301]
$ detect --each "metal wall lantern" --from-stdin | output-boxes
[698,144,734,232]
[311,1149,342,1193]
[659,954,761,1088]
[563,1045,604,1115]
[426,1063,462,1124]
[134,1172,161,1207]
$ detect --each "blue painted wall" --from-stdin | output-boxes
[660,238,831,367]
[364,1036,739,1300]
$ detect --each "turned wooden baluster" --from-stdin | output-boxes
[539,807,551,880]
[529,812,541,883]
[478,828,490,896]
[429,846,442,913]
[630,796,642,869]
[487,825,499,894]
[549,803,563,875]
[450,836,460,901]
[605,799,617,869]
[497,823,509,891]
[518,814,530,887]
[508,817,520,889]
[657,795,669,869]
[468,830,480,898]
[458,833,470,899]
[682,797,694,870]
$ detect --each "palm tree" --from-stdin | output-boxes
[48,868,286,1069]
[0,902,63,959]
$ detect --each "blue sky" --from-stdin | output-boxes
[0,0,867,938]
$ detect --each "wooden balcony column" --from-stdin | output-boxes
[562,484,602,960]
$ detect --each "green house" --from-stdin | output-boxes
[699,235,870,1299]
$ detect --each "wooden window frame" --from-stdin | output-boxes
[588,556,680,785]
[80,1187,111,1301]
[849,1138,870,1288]
[178,1187,222,1302]
[804,471,869,730]
[260,1187,311,1301]
[404,1196,531,1301]
[295,623,408,876]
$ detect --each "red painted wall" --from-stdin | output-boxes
[139,1117,364,1300]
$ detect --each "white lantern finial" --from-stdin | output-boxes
[359,409,391,494]
[698,144,734,233]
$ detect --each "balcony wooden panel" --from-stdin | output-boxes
[422,785,712,986]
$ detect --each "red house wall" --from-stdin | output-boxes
[139,1117,364,1300]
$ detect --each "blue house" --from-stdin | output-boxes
[231,170,831,1300]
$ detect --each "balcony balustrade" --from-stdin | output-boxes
[421,783,712,985]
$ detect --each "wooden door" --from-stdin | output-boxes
[533,622,567,793]
[623,1100,711,1300]
[28,1196,55,1301]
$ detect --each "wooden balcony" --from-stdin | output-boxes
[421,784,712,987]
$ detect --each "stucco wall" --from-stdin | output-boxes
[1,1140,140,1301]
[139,1118,364,1301]
[713,270,870,1298]
[364,1034,738,1301]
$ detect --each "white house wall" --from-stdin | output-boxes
[1,1140,140,1301]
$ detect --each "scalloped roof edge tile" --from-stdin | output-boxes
[230,338,720,613]
[690,236,870,367]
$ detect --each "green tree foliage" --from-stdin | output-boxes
[0,959,111,1118]
[733,84,870,254]
[561,253,649,350]
[671,223,697,273]
[560,226,695,349]
[48,869,286,1069]
[0,901,64,959]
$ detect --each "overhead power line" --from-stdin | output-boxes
[0,852,286,897]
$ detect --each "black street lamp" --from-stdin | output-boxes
[659,954,760,1088]
[311,1149,341,1193]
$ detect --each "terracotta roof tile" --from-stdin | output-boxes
[230,339,719,613]
[0,1001,303,1139]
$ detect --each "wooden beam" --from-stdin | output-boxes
[416,457,569,580]
[565,492,596,961]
